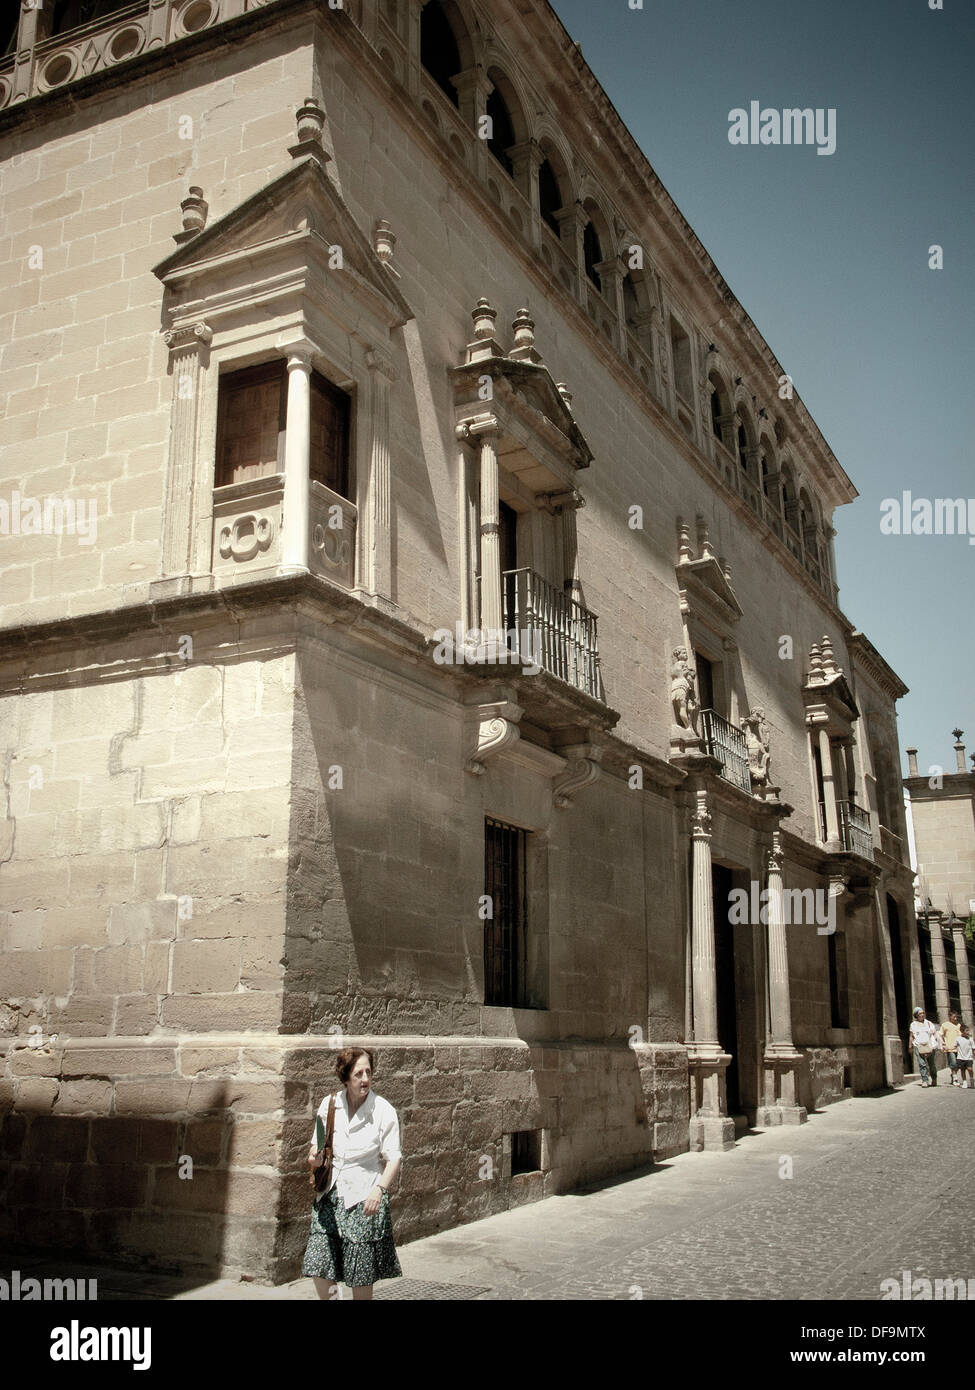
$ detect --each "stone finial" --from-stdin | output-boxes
[809,642,824,677]
[970,752,975,772]
[721,558,731,583]
[555,382,573,410]
[906,747,919,777]
[374,218,396,264]
[677,517,694,563]
[696,516,715,560]
[509,307,541,363]
[953,729,966,773]
[472,298,497,340]
[296,97,325,145]
[820,636,837,676]
[173,186,207,244]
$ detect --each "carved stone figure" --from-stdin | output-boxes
[671,647,700,734]
[741,706,771,787]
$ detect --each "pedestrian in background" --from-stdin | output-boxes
[940,1010,962,1085]
[955,1025,973,1088]
[908,1007,939,1088]
[302,1047,403,1300]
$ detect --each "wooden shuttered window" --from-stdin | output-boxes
[215,361,351,496]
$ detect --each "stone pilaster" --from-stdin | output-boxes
[819,726,841,847]
[686,789,735,1151]
[13,0,52,104]
[757,832,807,1125]
[359,348,396,601]
[281,349,313,572]
[507,140,542,246]
[160,322,212,580]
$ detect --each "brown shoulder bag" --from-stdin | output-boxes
[311,1093,337,1194]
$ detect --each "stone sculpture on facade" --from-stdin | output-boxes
[671,647,700,735]
[741,706,772,790]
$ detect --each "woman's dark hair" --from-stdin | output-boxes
[335,1047,375,1084]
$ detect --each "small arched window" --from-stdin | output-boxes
[538,159,563,237]
[420,0,462,107]
[737,423,750,472]
[486,86,516,177]
[583,221,602,290]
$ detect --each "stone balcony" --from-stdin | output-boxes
[0,0,285,112]
[212,475,355,590]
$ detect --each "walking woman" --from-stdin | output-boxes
[908,1006,940,1088]
[302,1047,403,1300]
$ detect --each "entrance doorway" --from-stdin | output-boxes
[712,864,740,1115]
[886,895,910,1066]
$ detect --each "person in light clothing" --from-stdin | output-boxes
[955,1024,973,1088]
[302,1047,402,1299]
[908,1007,940,1087]
[940,1011,962,1085]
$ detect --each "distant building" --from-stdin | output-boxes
[1,0,919,1281]
[904,734,975,1028]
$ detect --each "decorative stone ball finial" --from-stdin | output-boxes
[511,307,535,354]
[472,298,497,341]
[180,186,207,235]
[295,98,325,145]
[952,727,964,743]
[374,218,396,264]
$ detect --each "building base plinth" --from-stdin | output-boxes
[688,1114,737,1152]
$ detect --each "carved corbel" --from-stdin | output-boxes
[465,698,523,776]
[552,743,601,809]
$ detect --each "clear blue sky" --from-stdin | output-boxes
[550,0,974,776]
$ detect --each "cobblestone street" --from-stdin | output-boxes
[12,1079,973,1302]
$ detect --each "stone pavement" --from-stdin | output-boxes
[8,1079,975,1300]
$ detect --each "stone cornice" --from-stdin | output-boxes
[848,630,909,701]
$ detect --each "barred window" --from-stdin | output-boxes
[484,818,528,1008]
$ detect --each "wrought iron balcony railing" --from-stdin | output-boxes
[500,567,604,702]
[700,708,752,794]
[838,799,873,858]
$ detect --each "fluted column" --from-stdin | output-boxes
[281,350,312,571]
[691,790,719,1050]
[362,348,395,598]
[819,727,841,845]
[950,920,974,1030]
[475,419,502,636]
[766,834,794,1051]
[160,322,212,578]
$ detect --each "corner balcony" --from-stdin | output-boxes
[838,799,873,859]
[700,708,751,794]
[212,475,355,589]
[499,567,604,702]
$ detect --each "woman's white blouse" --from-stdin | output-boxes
[312,1090,401,1209]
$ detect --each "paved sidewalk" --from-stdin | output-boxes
[9,1080,974,1300]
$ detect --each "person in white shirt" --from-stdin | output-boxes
[908,1007,940,1087]
[955,1024,974,1088]
[301,1048,403,1300]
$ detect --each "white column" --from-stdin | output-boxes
[691,790,719,1049]
[281,350,312,571]
[819,727,841,845]
[475,421,503,636]
[766,834,794,1052]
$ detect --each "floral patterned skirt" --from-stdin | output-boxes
[301,1185,402,1288]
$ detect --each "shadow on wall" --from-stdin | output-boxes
[0,1083,244,1286]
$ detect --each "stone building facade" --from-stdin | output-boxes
[904,734,975,1030]
[0,0,918,1281]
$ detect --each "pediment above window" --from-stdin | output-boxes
[802,636,859,727]
[452,299,593,495]
[153,129,413,339]
[675,515,743,630]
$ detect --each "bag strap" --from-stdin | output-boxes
[324,1092,337,1150]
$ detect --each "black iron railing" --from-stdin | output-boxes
[701,708,752,793]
